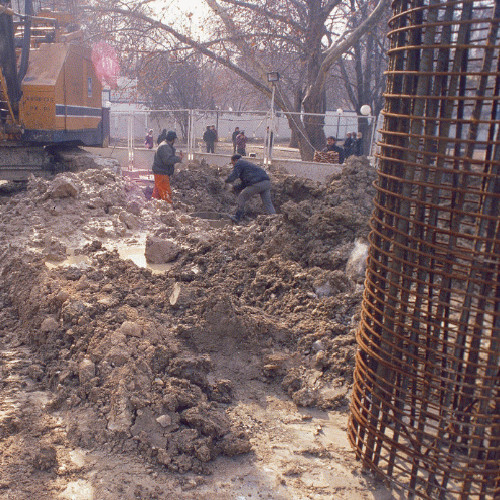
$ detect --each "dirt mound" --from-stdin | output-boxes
[0,153,377,475]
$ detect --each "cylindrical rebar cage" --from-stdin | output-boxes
[348,1,500,498]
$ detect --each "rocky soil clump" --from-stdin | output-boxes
[0,153,376,473]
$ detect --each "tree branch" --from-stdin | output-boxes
[303,0,390,107]
[204,0,275,85]
[215,0,305,32]
[322,0,344,16]
[339,58,358,110]
[85,4,274,98]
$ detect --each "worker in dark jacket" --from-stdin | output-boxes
[225,154,276,223]
[152,131,183,203]
[322,136,345,164]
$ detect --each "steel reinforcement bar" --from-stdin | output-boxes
[348,1,500,498]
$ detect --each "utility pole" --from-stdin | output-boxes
[266,72,279,165]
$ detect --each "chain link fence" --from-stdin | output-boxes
[107,108,377,171]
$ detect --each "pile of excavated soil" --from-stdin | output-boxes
[0,153,377,480]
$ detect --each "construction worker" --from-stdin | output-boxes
[225,154,276,223]
[151,131,183,203]
[322,136,345,164]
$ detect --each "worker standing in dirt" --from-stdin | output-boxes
[225,154,276,223]
[151,131,183,203]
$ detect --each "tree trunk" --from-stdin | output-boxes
[302,85,326,153]
[289,87,302,148]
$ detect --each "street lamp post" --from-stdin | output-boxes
[360,105,374,156]
[336,108,343,139]
[266,72,280,164]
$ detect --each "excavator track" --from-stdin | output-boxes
[0,142,54,181]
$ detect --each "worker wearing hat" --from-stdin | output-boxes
[152,131,183,203]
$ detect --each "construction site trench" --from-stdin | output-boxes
[0,150,394,499]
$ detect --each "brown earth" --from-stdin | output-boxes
[0,152,394,499]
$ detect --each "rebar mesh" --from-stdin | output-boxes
[348,1,500,498]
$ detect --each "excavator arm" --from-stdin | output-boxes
[0,1,21,131]
[0,0,34,138]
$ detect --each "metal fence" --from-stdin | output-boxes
[107,107,377,170]
[348,1,500,498]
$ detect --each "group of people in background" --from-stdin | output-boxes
[145,125,365,223]
[148,127,364,165]
[343,131,363,157]
[322,132,363,164]
[144,128,176,149]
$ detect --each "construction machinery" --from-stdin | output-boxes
[0,0,108,180]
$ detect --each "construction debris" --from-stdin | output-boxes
[0,154,385,497]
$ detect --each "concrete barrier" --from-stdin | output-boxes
[86,147,342,184]
[192,152,342,183]
[192,152,234,167]
[271,158,342,183]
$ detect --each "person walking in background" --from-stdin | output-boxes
[203,125,216,153]
[236,130,247,156]
[343,132,353,158]
[157,129,167,145]
[232,127,240,154]
[225,154,276,223]
[144,129,154,149]
[152,131,183,203]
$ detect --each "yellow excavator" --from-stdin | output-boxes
[0,0,108,180]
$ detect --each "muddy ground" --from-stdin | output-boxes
[0,150,394,499]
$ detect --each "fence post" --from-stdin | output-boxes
[127,112,134,169]
[187,109,193,161]
[369,114,378,158]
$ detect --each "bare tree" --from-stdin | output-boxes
[82,0,390,159]
[332,0,389,149]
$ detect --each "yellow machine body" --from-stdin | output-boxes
[19,42,104,144]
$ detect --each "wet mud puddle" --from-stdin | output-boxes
[45,242,173,274]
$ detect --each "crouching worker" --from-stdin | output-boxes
[152,130,183,203]
[225,154,276,223]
